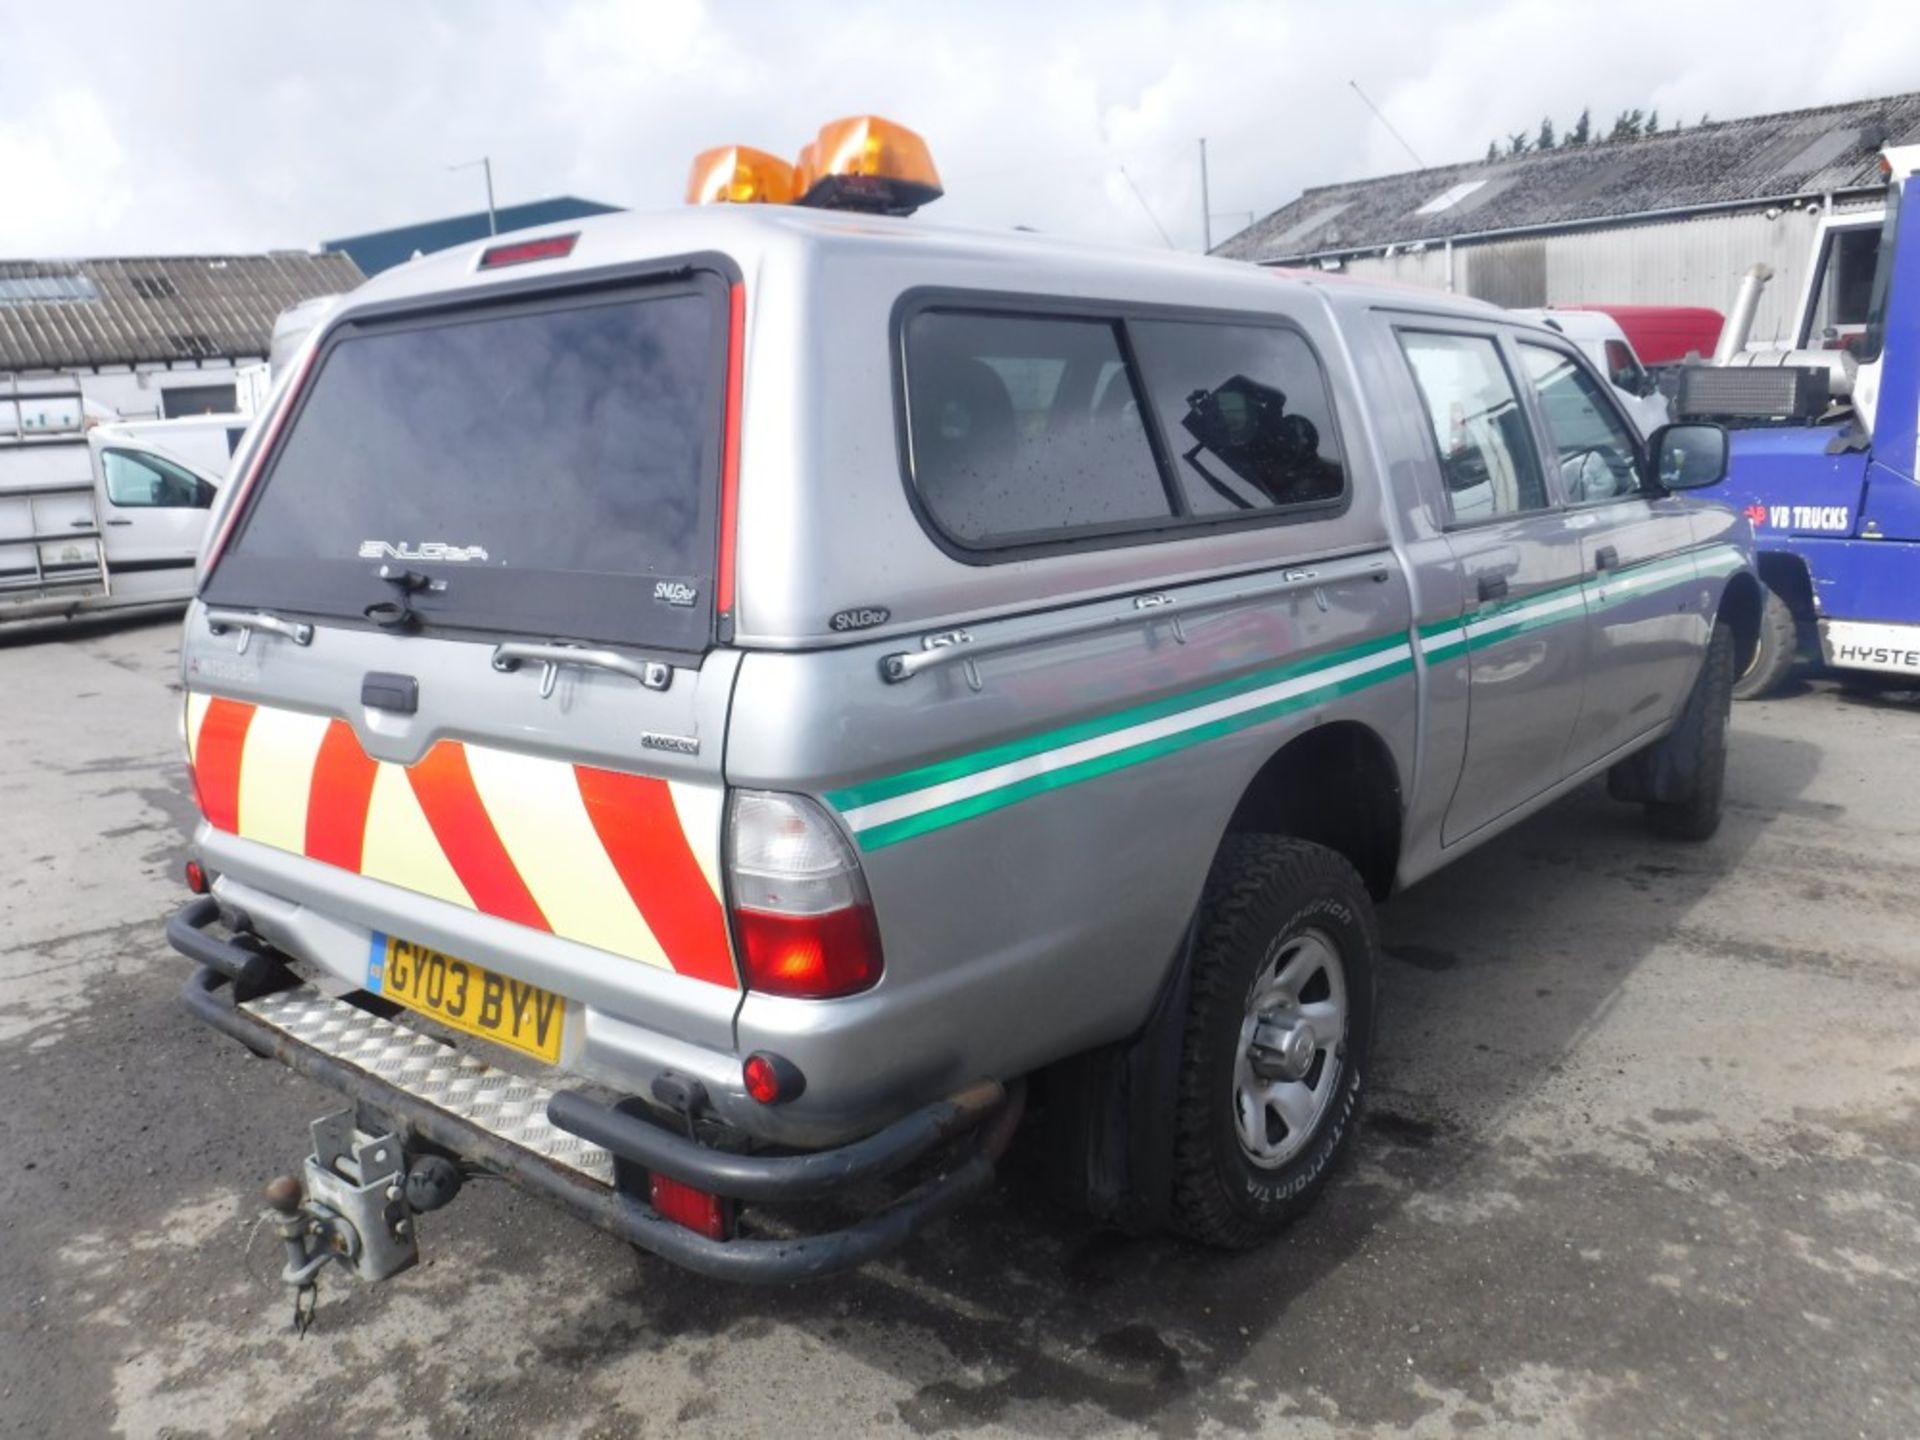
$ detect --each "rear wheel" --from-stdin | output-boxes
[1732,584,1797,701]
[1169,837,1377,1249]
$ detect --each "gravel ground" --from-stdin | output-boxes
[2,612,1916,1439]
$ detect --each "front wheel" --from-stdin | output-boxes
[1169,836,1377,1249]
[1732,584,1797,701]
[1645,621,1735,841]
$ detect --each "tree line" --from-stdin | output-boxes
[1484,108,1712,161]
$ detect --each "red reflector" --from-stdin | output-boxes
[734,904,883,999]
[649,1173,732,1240]
[743,1053,781,1104]
[183,859,209,894]
[478,233,578,269]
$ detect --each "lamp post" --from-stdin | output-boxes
[450,157,497,235]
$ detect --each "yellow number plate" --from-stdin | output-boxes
[369,934,565,1064]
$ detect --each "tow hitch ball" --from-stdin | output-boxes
[262,1111,463,1325]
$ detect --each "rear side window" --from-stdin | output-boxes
[1130,320,1346,516]
[1398,331,1548,523]
[205,276,727,651]
[903,311,1173,547]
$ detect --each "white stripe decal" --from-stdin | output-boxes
[841,640,1413,834]
[359,763,474,911]
[185,691,212,764]
[235,707,330,854]
[837,543,1746,842]
[1465,586,1587,642]
[667,781,726,902]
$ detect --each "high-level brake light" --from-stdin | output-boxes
[478,233,579,268]
[686,115,943,216]
[686,145,797,206]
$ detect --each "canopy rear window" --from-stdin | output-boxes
[205,274,728,651]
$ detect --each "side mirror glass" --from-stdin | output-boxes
[1646,422,1728,490]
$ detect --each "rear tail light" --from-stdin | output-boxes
[726,791,883,999]
[648,1173,733,1240]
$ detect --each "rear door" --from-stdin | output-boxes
[1515,341,1702,770]
[1396,328,1589,844]
[187,268,744,1048]
[92,441,214,600]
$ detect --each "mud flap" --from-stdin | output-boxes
[1041,919,1196,1233]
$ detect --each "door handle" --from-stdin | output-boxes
[105,518,133,527]
[70,518,95,528]
[1594,545,1620,572]
[1476,574,1510,603]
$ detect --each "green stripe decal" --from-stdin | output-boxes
[827,628,1412,812]
[834,542,1744,849]
[853,657,1415,850]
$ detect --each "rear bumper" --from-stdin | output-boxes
[171,900,1020,1283]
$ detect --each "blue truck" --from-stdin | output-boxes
[1682,145,1919,698]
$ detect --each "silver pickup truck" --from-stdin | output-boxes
[167,142,1758,1288]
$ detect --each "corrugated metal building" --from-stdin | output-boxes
[1216,92,1920,347]
[0,251,363,419]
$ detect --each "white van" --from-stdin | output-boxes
[1509,309,1670,436]
[2,381,221,623]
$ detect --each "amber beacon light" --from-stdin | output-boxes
[686,116,943,216]
[685,145,797,206]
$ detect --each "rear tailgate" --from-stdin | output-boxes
[184,262,743,1054]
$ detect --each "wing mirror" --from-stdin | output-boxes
[1645,422,1728,491]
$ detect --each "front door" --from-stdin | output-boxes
[1397,328,1588,844]
[94,442,215,600]
[1516,342,1704,771]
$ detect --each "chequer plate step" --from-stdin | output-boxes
[242,985,614,1186]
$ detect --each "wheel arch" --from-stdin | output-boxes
[1753,550,1816,621]
[1223,720,1404,900]
[1716,568,1766,677]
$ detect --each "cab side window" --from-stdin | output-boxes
[1517,344,1642,505]
[1397,332,1547,524]
[101,448,213,508]
[1129,321,1346,516]
[904,311,1173,547]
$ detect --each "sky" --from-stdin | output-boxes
[3,0,1917,260]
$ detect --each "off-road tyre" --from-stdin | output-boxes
[1169,836,1378,1249]
[1732,584,1797,701]
[1647,622,1735,841]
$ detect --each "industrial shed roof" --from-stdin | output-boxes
[325,196,622,276]
[0,252,363,373]
[1217,91,1920,264]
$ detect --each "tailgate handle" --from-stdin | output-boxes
[205,608,313,654]
[361,672,419,715]
[491,642,672,699]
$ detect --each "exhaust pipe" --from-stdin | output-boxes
[1713,263,1774,364]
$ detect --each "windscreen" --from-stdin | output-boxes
[204,275,727,651]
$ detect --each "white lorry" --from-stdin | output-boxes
[2,379,222,624]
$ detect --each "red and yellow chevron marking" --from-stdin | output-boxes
[184,692,736,988]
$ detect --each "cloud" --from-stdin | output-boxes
[0,0,1912,259]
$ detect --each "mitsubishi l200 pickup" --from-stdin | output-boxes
[167,117,1757,1292]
